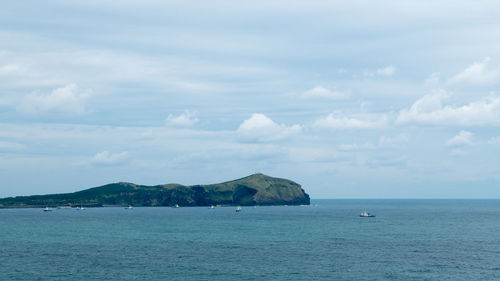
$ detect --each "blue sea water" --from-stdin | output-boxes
[1,200,500,280]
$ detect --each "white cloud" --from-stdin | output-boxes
[165,110,199,127]
[300,86,348,99]
[448,57,500,85]
[376,65,396,76]
[237,113,301,142]
[17,84,91,115]
[446,130,473,147]
[90,151,129,165]
[0,64,22,75]
[379,134,409,146]
[425,72,441,87]
[312,111,388,130]
[396,90,500,126]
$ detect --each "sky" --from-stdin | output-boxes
[1,0,500,198]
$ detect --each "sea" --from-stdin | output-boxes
[1,199,500,281]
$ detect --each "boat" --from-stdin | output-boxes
[235,206,242,212]
[174,204,180,208]
[360,211,375,217]
[209,205,215,209]
[75,206,85,211]
[124,205,133,210]
[43,207,53,212]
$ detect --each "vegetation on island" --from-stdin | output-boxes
[0,173,310,208]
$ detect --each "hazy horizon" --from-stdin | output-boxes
[2,1,500,198]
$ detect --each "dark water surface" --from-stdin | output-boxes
[1,200,500,280]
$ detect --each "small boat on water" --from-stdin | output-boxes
[209,205,215,209]
[360,211,375,217]
[75,206,85,211]
[124,205,133,210]
[235,206,242,212]
[174,204,180,208]
[43,207,53,212]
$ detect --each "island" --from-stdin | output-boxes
[0,173,310,208]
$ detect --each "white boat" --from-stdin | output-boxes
[124,205,133,210]
[235,206,242,212]
[76,206,85,211]
[360,211,375,217]
[209,205,215,209]
[174,204,180,208]
[43,207,52,212]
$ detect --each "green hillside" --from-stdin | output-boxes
[0,174,310,208]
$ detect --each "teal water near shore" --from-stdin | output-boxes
[1,200,500,280]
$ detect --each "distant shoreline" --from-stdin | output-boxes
[3,198,500,209]
[0,174,311,208]
[0,203,311,209]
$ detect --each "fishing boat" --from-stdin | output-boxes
[360,211,375,217]
[209,205,215,209]
[124,205,133,210]
[174,204,180,208]
[235,206,242,212]
[43,207,53,212]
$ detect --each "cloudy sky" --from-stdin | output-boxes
[1,0,500,198]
